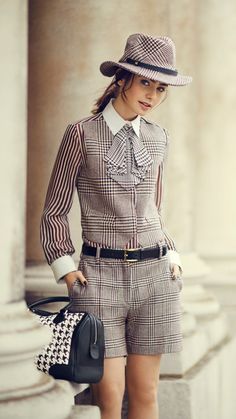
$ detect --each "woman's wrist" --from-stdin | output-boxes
[62,271,77,287]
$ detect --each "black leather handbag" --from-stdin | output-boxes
[28,296,105,383]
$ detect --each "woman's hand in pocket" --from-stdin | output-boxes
[170,263,182,280]
[170,263,183,291]
[63,270,88,294]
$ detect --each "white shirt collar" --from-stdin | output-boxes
[102,98,140,137]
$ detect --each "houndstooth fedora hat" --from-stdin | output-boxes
[100,33,192,86]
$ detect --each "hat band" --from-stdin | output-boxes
[123,58,178,76]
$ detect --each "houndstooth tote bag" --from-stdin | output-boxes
[28,296,105,383]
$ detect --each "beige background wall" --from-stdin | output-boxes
[27,0,195,264]
[27,0,236,274]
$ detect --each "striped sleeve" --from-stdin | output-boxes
[40,123,84,283]
[155,128,183,272]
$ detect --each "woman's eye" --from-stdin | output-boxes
[157,87,166,93]
[141,79,150,86]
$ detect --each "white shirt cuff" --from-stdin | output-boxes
[50,255,77,284]
[167,250,183,274]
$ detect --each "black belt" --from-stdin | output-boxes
[82,243,167,262]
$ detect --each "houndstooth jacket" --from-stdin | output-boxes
[40,99,182,283]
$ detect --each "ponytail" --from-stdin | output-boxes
[91,69,134,115]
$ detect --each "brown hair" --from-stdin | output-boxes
[91,68,135,115]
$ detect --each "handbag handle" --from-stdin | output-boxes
[28,296,103,359]
[28,296,72,317]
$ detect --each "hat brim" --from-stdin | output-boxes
[100,60,192,86]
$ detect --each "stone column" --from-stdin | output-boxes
[160,1,210,277]
[0,2,75,418]
[156,1,236,418]
[194,0,236,337]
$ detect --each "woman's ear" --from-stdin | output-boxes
[117,79,125,87]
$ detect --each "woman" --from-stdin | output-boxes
[40,33,192,419]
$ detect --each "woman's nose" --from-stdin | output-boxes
[146,87,157,99]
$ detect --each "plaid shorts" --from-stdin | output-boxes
[70,250,184,358]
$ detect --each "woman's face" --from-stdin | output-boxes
[114,74,168,120]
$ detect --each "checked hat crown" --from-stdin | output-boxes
[100,33,192,86]
[120,33,177,71]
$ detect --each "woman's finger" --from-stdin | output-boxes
[76,270,88,286]
[171,264,181,280]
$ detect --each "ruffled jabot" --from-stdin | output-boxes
[103,123,153,190]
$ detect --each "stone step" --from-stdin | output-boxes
[158,335,236,419]
[69,405,100,419]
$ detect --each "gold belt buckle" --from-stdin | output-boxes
[124,248,139,262]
